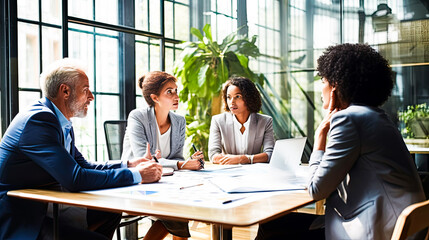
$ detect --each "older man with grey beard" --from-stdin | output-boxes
[0,58,162,240]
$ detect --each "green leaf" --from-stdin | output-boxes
[204,39,220,56]
[225,52,246,77]
[235,53,249,68]
[179,87,189,102]
[174,48,199,75]
[197,42,208,51]
[313,74,322,82]
[212,41,221,52]
[178,41,198,50]
[206,67,216,88]
[237,41,260,57]
[182,55,198,72]
[203,24,213,42]
[180,47,199,62]
[186,60,204,93]
[250,35,258,44]
[191,27,204,42]
[198,64,210,87]
[220,31,236,50]
[218,58,229,83]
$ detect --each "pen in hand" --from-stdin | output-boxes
[192,143,198,152]
[153,156,159,163]
[192,143,204,168]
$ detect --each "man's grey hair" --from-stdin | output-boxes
[40,58,87,99]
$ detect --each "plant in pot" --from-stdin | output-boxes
[173,24,264,159]
[398,103,429,140]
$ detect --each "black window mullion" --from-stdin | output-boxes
[4,0,19,127]
[1,1,6,134]
[120,0,136,119]
[92,0,98,160]
[39,0,43,80]
[62,0,68,58]
[19,88,42,92]
[160,0,165,71]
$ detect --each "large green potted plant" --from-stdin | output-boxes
[173,24,264,158]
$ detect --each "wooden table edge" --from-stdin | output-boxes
[8,188,316,227]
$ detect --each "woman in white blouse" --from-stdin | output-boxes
[121,71,204,240]
[208,76,275,164]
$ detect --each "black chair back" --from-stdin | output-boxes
[104,120,127,160]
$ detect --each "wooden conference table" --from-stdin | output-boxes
[8,165,315,240]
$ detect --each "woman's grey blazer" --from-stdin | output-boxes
[208,112,275,162]
[121,107,186,170]
[308,104,425,240]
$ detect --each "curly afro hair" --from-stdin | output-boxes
[317,43,393,107]
[222,76,262,113]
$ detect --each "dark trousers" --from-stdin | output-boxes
[255,213,325,240]
[38,209,121,240]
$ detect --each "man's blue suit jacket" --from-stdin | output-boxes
[0,97,135,239]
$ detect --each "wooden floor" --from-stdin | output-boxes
[135,219,258,240]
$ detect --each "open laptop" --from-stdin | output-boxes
[268,137,307,175]
[208,137,308,193]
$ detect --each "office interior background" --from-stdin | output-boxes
[1,0,428,162]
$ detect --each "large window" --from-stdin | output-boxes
[68,0,121,160]
[287,0,429,144]
[3,0,428,161]
[17,0,62,109]
[10,0,189,161]
[247,0,282,83]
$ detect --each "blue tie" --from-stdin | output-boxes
[64,126,72,153]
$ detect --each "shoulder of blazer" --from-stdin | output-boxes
[253,113,272,123]
[212,112,230,123]
[169,111,186,125]
[128,107,152,121]
[8,99,63,141]
[334,104,375,122]
[39,97,60,118]
[27,98,60,125]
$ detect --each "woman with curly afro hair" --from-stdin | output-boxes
[256,44,425,240]
[208,76,275,165]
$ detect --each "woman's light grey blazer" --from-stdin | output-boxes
[308,104,425,240]
[208,112,275,162]
[121,107,186,170]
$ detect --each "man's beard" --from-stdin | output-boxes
[68,91,88,118]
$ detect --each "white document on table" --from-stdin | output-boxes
[209,164,307,193]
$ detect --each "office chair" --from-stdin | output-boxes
[104,120,128,161]
[104,120,144,240]
[391,199,429,240]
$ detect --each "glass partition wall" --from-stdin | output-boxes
[1,0,428,161]
[286,0,429,149]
